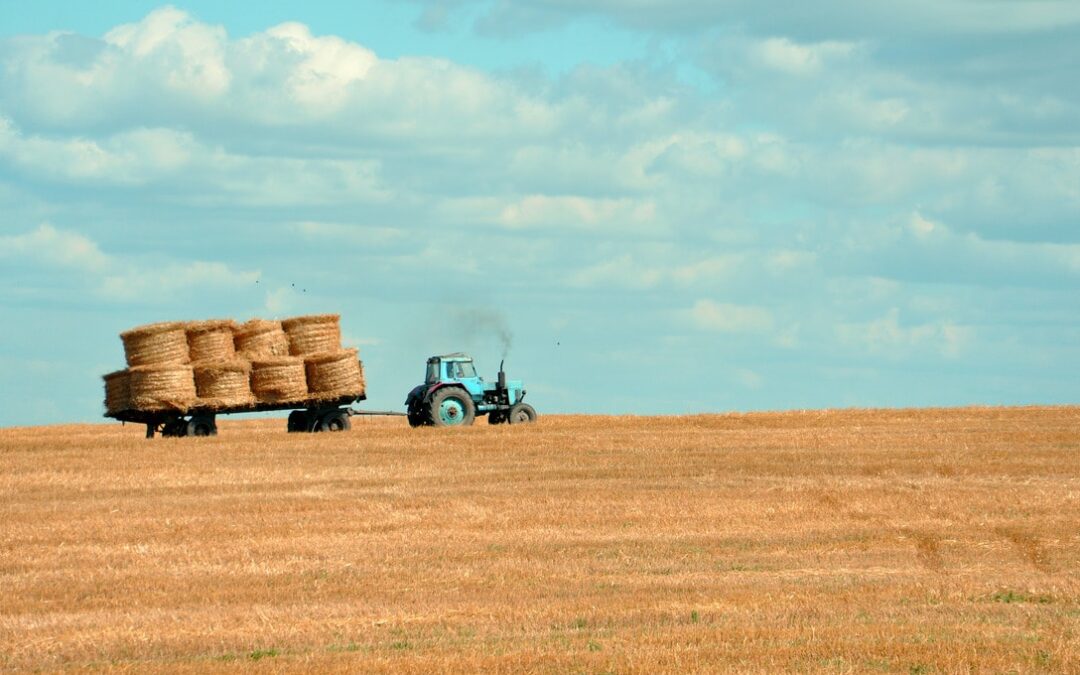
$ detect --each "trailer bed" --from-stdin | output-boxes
[107,394,369,437]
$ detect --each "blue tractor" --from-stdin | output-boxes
[405,353,537,427]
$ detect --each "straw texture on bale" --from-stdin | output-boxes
[186,320,237,363]
[282,314,341,356]
[234,319,289,359]
[250,357,308,403]
[194,360,253,408]
[128,365,196,412]
[305,349,365,400]
[121,321,190,367]
[102,370,131,415]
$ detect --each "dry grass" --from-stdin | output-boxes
[1,406,1077,673]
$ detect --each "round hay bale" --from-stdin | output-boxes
[250,356,308,403]
[234,319,289,359]
[121,321,190,367]
[103,369,131,415]
[282,314,341,356]
[194,359,253,408]
[187,319,238,362]
[129,364,196,412]
[305,349,365,399]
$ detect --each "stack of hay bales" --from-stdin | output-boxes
[103,370,131,415]
[234,319,289,359]
[282,315,365,401]
[117,321,197,412]
[103,313,364,416]
[188,320,254,409]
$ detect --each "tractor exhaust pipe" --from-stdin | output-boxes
[498,359,507,391]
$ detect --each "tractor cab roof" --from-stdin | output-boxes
[428,353,473,362]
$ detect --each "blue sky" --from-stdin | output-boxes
[1,1,1078,426]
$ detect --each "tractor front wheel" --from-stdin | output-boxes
[507,403,537,424]
[427,388,475,427]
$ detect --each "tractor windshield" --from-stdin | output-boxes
[457,361,477,378]
[445,361,477,379]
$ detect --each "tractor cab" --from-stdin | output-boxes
[406,353,536,427]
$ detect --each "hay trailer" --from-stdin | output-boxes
[109,395,402,438]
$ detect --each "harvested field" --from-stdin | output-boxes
[1,406,1078,673]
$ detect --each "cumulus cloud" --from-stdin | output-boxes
[0,223,110,272]
[1,6,1077,422]
[498,195,658,231]
[750,37,858,76]
[687,299,774,333]
[837,308,971,358]
[1,223,259,302]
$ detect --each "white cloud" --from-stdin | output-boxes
[104,6,230,97]
[0,120,196,184]
[752,37,857,75]
[259,22,376,111]
[1,224,260,302]
[837,308,970,358]
[497,195,658,231]
[688,299,774,333]
[100,261,259,301]
[0,223,111,272]
[567,254,665,289]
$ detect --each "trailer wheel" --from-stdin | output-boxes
[319,409,351,432]
[427,387,475,427]
[187,415,217,437]
[161,418,187,437]
[287,411,308,433]
[507,403,537,424]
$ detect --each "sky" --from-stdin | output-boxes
[1,1,1078,426]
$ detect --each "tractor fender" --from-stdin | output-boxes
[424,382,459,400]
[405,384,427,406]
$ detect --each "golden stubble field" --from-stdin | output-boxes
[1,407,1078,673]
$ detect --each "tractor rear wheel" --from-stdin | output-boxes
[507,403,537,424]
[427,387,475,427]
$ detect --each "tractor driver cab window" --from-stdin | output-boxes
[447,363,460,379]
[458,361,477,378]
[426,361,438,383]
